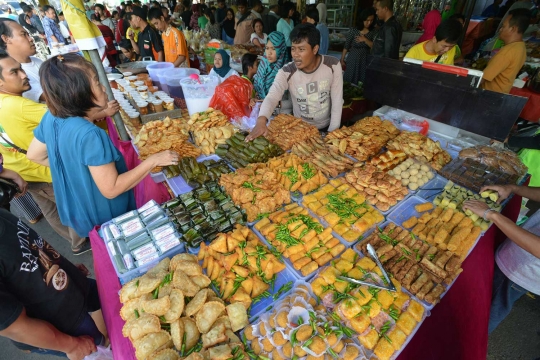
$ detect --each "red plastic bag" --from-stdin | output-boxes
[209,76,252,121]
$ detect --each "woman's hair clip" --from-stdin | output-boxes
[57,55,65,62]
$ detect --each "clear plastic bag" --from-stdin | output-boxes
[232,101,261,132]
[83,346,114,360]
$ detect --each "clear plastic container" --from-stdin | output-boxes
[164,68,200,101]
[180,75,219,115]
[146,62,174,89]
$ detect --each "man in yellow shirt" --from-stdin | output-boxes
[405,19,463,65]
[481,8,529,94]
[0,54,88,254]
[147,7,190,67]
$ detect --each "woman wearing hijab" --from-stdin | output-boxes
[415,9,442,44]
[221,8,236,45]
[253,31,289,99]
[209,49,239,82]
[190,4,201,31]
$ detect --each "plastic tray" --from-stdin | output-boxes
[304,206,384,248]
[351,222,437,311]
[99,224,185,284]
[416,175,448,201]
[386,196,429,228]
[164,154,223,196]
[251,225,344,282]
[248,267,297,320]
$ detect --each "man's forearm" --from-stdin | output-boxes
[157,51,164,62]
[173,55,186,67]
[51,35,58,43]
[130,39,140,54]
[0,311,77,355]
[511,185,540,203]
[489,212,540,259]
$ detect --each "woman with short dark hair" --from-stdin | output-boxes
[27,54,178,238]
[341,7,377,84]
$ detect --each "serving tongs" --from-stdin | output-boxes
[338,244,397,292]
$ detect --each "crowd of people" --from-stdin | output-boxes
[0,0,537,359]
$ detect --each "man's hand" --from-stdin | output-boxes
[103,100,120,118]
[127,28,134,40]
[249,98,256,108]
[245,117,268,142]
[480,184,514,204]
[462,200,492,219]
[76,264,90,277]
[65,335,96,360]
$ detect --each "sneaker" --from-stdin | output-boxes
[72,240,92,256]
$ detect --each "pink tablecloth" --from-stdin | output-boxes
[106,117,170,208]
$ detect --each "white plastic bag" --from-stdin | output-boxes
[83,346,114,360]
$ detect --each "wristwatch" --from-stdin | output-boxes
[483,208,496,221]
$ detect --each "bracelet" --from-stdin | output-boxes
[483,208,496,221]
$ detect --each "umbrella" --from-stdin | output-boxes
[59,0,129,141]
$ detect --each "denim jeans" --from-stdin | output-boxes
[489,263,528,334]
[222,29,234,45]
[14,279,104,357]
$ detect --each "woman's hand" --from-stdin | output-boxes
[355,34,366,43]
[340,58,346,69]
[480,184,513,204]
[103,100,120,118]
[148,150,179,167]
[462,200,491,218]
[245,117,268,142]
[249,98,256,108]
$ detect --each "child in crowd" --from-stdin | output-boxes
[240,53,259,107]
[119,39,137,62]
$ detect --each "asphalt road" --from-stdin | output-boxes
[0,208,538,360]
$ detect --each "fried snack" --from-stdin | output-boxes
[266,154,328,194]
[355,223,463,305]
[254,203,346,277]
[122,313,161,341]
[142,296,171,316]
[219,164,291,222]
[344,164,409,212]
[291,137,355,178]
[148,348,180,360]
[120,254,250,357]
[326,116,399,162]
[459,145,527,176]
[402,216,418,229]
[187,108,229,130]
[415,202,434,213]
[266,114,320,150]
[163,289,185,323]
[386,131,452,171]
[192,124,236,155]
[133,330,172,360]
[199,225,286,309]
[195,301,226,334]
[370,149,407,170]
[226,303,249,331]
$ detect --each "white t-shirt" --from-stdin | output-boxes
[250,32,268,45]
[496,210,540,295]
[317,2,327,24]
[208,68,239,83]
[21,56,44,103]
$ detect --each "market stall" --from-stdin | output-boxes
[89,58,530,360]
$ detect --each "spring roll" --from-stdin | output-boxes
[415,281,435,300]
[395,260,416,281]
[420,257,448,279]
[402,265,420,287]
[410,273,431,294]
[425,284,446,304]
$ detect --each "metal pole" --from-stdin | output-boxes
[459,0,477,48]
[87,49,130,141]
